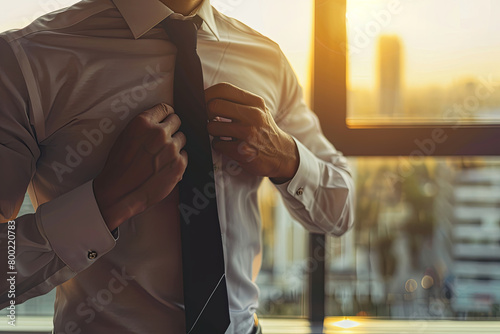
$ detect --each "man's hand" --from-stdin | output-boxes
[205,83,299,184]
[94,104,187,231]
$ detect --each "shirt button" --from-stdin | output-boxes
[295,187,304,196]
[88,251,98,260]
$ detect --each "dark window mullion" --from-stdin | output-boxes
[306,0,347,323]
[308,233,326,322]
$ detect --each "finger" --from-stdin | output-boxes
[119,149,188,212]
[212,138,258,162]
[206,98,261,123]
[172,131,187,152]
[207,120,251,140]
[205,82,265,109]
[142,103,175,124]
[154,149,188,181]
[162,113,182,134]
[146,114,181,154]
[121,152,185,212]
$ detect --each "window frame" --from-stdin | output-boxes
[312,0,500,157]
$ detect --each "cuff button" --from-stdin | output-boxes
[295,187,304,196]
[88,250,98,260]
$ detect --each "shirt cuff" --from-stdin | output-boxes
[272,137,321,210]
[38,180,117,272]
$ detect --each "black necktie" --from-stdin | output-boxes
[160,16,230,334]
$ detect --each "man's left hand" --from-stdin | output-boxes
[205,83,299,184]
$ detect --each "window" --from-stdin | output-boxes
[314,0,500,328]
[314,0,500,156]
[346,0,500,126]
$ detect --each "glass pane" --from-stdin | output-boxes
[256,180,309,316]
[346,0,500,126]
[326,157,500,320]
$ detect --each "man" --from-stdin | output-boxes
[0,0,354,333]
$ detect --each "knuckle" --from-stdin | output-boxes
[253,105,265,116]
[171,153,181,165]
[169,113,181,124]
[164,142,176,156]
[256,96,266,108]
[172,154,186,175]
[160,103,174,115]
[247,106,262,118]
[131,113,151,129]
[152,127,169,143]
[178,132,187,147]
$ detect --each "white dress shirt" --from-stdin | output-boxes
[0,0,354,333]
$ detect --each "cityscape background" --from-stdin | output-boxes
[4,158,500,320]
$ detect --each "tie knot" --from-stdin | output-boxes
[161,15,203,51]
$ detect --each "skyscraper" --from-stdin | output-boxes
[378,35,403,117]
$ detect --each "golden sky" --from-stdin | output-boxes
[347,0,500,89]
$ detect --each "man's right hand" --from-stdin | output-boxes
[93,103,187,231]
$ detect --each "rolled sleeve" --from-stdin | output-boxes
[38,180,116,272]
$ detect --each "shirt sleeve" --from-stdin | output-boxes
[271,49,355,236]
[0,36,117,309]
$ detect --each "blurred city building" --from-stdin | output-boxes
[450,160,500,316]
[377,35,404,117]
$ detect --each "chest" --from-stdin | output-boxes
[29,35,278,197]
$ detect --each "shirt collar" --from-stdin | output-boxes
[112,0,220,41]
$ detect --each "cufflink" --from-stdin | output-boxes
[295,187,304,196]
[88,250,98,260]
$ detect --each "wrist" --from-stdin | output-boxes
[270,135,299,184]
[93,179,125,231]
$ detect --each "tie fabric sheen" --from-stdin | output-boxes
[160,16,231,334]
